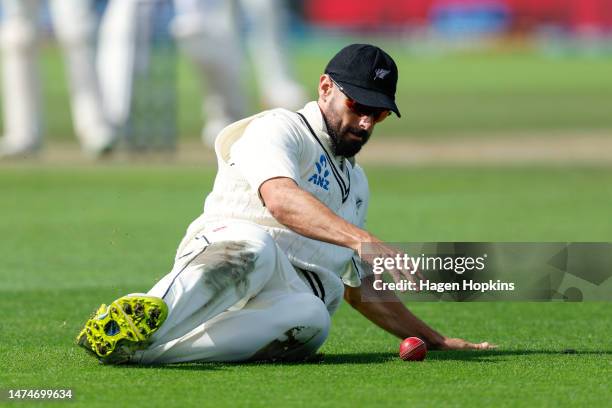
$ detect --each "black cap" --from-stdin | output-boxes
[325,44,400,117]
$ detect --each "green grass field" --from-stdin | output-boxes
[1,33,611,407]
[1,166,611,407]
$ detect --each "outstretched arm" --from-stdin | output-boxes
[260,177,372,253]
[261,177,495,350]
[260,177,417,283]
[344,279,496,351]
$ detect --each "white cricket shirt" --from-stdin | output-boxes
[189,101,368,287]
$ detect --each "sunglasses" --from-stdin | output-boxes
[330,77,391,123]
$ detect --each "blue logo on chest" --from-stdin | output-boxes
[308,154,330,191]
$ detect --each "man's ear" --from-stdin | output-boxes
[318,74,333,100]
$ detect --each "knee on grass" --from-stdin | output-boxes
[250,293,331,362]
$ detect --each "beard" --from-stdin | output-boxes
[322,111,371,158]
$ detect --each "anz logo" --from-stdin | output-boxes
[308,154,330,191]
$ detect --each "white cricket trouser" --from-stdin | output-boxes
[135,219,331,364]
[171,0,305,145]
[97,0,304,147]
[0,0,113,153]
[239,0,306,110]
[98,0,246,141]
[97,0,163,130]
[171,0,246,146]
[0,0,41,150]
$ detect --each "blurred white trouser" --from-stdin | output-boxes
[98,0,305,148]
[0,0,113,154]
[170,0,246,145]
[134,219,330,364]
[172,0,306,145]
[239,0,306,110]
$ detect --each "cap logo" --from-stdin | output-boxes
[374,68,391,80]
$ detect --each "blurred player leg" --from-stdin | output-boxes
[0,0,42,156]
[239,0,306,110]
[50,0,115,156]
[97,0,140,132]
[172,0,246,147]
[136,220,329,363]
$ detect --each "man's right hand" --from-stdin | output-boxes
[357,239,423,289]
[437,337,498,350]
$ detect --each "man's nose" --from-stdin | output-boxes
[358,115,374,130]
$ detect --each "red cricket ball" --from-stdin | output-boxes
[399,337,427,361]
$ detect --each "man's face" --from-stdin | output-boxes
[318,76,379,158]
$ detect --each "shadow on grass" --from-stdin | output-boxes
[128,352,397,371]
[122,349,612,370]
[426,348,612,363]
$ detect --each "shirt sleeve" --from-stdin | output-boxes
[230,112,302,193]
[342,256,363,287]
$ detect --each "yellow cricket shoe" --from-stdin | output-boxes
[76,295,168,364]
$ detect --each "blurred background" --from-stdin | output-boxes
[0,0,610,163]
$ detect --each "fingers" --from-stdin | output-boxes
[479,342,498,350]
[414,266,424,281]
[363,243,416,279]
[469,341,498,350]
[443,338,498,350]
[399,259,422,291]
[388,268,402,285]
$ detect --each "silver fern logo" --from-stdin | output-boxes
[374,68,391,80]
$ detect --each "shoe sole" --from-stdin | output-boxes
[76,295,168,364]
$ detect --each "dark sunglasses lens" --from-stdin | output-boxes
[375,110,391,123]
[346,99,390,123]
